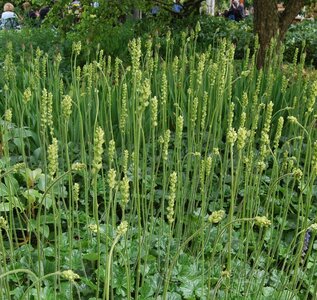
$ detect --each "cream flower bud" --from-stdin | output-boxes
[73,183,79,202]
[88,224,99,233]
[241,70,250,78]
[72,41,82,56]
[114,57,122,85]
[117,220,128,236]
[191,97,198,126]
[228,102,235,128]
[72,162,86,171]
[158,135,164,144]
[47,92,54,137]
[254,216,271,228]
[288,116,298,124]
[239,112,246,128]
[108,168,116,189]
[23,87,32,104]
[151,96,158,127]
[62,270,80,282]
[123,150,129,175]
[201,91,208,130]
[273,117,284,151]
[55,53,62,65]
[172,56,179,77]
[161,73,168,105]
[208,210,225,224]
[48,138,58,178]
[205,156,213,177]
[129,38,142,78]
[195,21,201,33]
[120,176,130,208]
[62,95,73,119]
[199,159,205,187]
[4,109,12,123]
[263,102,273,131]
[92,126,105,174]
[76,66,81,81]
[309,223,317,232]
[306,80,317,114]
[167,172,177,224]
[257,161,267,171]
[176,115,183,146]
[108,139,116,164]
[0,216,8,229]
[281,75,288,94]
[237,127,248,150]
[139,78,151,109]
[163,130,170,161]
[292,167,303,180]
[166,30,171,43]
[213,148,220,156]
[119,83,128,133]
[241,92,248,108]
[227,128,237,145]
[221,270,231,278]
[13,163,26,171]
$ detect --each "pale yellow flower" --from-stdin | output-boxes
[208,210,225,224]
[254,216,271,228]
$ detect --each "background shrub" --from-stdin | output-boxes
[0,14,315,74]
[284,20,317,67]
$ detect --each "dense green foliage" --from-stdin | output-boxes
[1,16,316,68]
[0,25,317,299]
[284,20,317,66]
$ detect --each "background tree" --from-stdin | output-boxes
[45,0,315,69]
[149,0,315,67]
[254,0,315,67]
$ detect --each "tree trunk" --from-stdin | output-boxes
[254,0,279,68]
[254,0,305,68]
[206,0,215,15]
[279,0,306,36]
[133,8,142,19]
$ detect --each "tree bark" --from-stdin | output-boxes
[133,8,142,19]
[254,0,305,68]
[279,0,306,35]
[206,0,215,15]
[254,0,279,68]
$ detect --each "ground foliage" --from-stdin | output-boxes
[0,23,317,299]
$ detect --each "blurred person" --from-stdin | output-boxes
[22,2,40,26]
[22,2,39,19]
[39,6,50,21]
[0,2,21,29]
[151,6,159,16]
[172,0,183,13]
[224,0,244,21]
[68,0,82,17]
[39,0,56,23]
[1,2,17,20]
[91,1,99,8]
